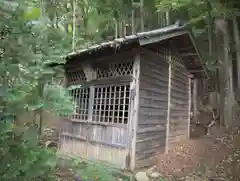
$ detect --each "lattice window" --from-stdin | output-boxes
[155,47,187,69]
[66,69,87,83]
[92,84,130,124]
[96,60,133,80]
[70,87,90,120]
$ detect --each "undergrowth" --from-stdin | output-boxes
[69,156,130,181]
[0,122,57,181]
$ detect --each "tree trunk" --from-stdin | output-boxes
[233,15,240,88]
[222,19,234,128]
[208,14,213,57]
[38,81,44,135]
[131,0,135,34]
[218,61,225,126]
[140,0,144,32]
[115,20,118,38]
[219,64,226,126]
[166,11,170,25]
[72,0,76,50]
[215,20,226,126]
[65,2,70,33]
[123,20,127,36]
[40,0,45,19]
[119,21,123,37]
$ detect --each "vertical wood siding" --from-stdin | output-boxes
[136,50,169,168]
[59,119,130,168]
[168,61,190,144]
[59,54,135,169]
[59,108,131,168]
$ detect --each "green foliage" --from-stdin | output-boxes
[44,84,74,116]
[24,7,41,20]
[0,0,74,180]
[0,121,56,181]
[71,156,122,181]
[0,0,73,116]
[155,0,237,71]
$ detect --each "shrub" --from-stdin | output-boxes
[0,121,56,181]
[70,156,121,181]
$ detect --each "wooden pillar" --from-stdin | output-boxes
[129,52,140,171]
[187,76,192,138]
[165,49,172,153]
[192,79,198,123]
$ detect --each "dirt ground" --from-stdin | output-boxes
[157,125,240,181]
[53,124,240,181]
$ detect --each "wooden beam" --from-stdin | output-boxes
[179,46,194,51]
[66,49,139,69]
[187,77,191,138]
[130,53,140,171]
[186,32,209,79]
[192,79,198,123]
[165,49,172,154]
[139,30,188,46]
[67,76,133,87]
[61,132,128,149]
[181,52,198,56]
[188,69,204,73]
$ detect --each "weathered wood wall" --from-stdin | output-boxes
[58,53,135,170]
[59,48,192,170]
[168,56,190,145]
[135,49,169,168]
[59,119,129,169]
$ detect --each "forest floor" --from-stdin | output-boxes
[52,124,240,181]
[157,125,240,181]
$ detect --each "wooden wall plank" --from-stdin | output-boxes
[61,51,136,170]
[135,49,169,169]
[168,55,191,145]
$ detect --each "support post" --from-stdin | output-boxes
[165,49,172,153]
[188,76,192,138]
[129,52,140,171]
[193,79,198,123]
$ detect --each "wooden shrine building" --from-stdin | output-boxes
[57,22,207,171]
